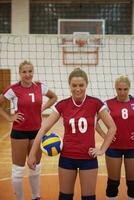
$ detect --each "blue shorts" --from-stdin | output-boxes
[59,156,98,170]
[106,148,134,158]
[10,129,39,140]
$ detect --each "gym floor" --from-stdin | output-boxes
[0,116,126,200]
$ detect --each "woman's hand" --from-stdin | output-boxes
[88,147,105,158]
[112,136,116,142]
[10,112,24,123]
[27,155,37,170]
[131,132,134,140]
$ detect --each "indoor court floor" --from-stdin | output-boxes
[0,116,126,200]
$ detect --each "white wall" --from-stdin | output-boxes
[12,0,29,34]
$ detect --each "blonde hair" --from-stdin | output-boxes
[115,75,131,88]
[19,60,33,72]
[68,68,88,84]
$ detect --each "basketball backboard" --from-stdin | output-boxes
[58,19,105,66]
[58,19,105,35]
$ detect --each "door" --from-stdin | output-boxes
[0,69,11,112]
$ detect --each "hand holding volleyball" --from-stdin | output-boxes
[40,132,62,156]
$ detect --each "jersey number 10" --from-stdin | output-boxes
[69,117,88,134]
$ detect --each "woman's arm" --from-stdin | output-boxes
[27,111,60,169]
[96,121,106,139]
[89,109,116,157]
[0,94,24,122]
[42,90,57,111]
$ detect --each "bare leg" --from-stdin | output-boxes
[58,167,77,194]
[11,138,29,200]
[28,139,42,200]
[79,168,98,196]
[124,158,134,200]
[105,155,122,180]
[105,155,122,199]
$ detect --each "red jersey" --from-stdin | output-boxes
[106,96,134,149]
[55,95,105,159]
[3,82,48,131]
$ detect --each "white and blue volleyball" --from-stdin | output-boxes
[40,132,62,156]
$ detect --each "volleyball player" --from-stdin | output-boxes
[27,68,116,200]
[98,75,134,200]
[0,60,57,200]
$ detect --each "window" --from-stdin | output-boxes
[0,2,11,33]
[30,0,132,34]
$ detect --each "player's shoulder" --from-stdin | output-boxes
[33,81,42,86]
[106,97,116,103]
[56,97,71,106]
[106,95,134,103]
[33,81,47,87]
[86,95,103,103]
[11,82,20,87]
[2,82,20,95]
[130,95,134,101]
[5,82,20,91]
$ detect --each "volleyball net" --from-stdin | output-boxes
[0,34,134,102]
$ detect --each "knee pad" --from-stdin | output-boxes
[106,178,120,197]
[126,180,134,198]
[82,195,96,200]
[59,192,73,200]
[28,163,41,176]
[12,164,25,182]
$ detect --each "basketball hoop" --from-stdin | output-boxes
[75,39,87,47]
[58,20,105,66]
[61,32,102,66]
[73,32,89,47]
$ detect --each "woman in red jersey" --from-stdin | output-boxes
[27,68,116,200]
[97,75,134,200]
[0,60,57,200]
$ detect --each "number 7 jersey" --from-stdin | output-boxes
[3,82,48,131]
[55,95,105,159]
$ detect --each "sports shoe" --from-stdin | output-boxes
[32,197,44,200]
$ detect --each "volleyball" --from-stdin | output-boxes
[40,132,62,156]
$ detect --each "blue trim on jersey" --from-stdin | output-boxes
[106,148,134,158]
[59,156,98,170]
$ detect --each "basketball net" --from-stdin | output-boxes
[73,32,89,47]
